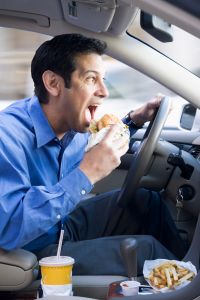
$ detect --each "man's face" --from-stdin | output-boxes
[57,53,109,133]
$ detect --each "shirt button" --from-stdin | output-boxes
[61,173,63,178]
[57,214,61,220]
[81,189,86,195]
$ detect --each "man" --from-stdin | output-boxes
[0,34,186,276]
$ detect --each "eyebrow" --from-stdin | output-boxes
[79,69,106,79]
[82,70,99,75]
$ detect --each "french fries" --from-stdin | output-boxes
[148,261,195,289]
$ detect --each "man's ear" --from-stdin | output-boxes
[42,70,61,97]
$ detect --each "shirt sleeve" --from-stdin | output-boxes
[0,136,93,251]
[121,114,140,136]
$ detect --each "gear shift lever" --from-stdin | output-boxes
[120,238,138,280]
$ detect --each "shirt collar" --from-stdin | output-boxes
[28,96,56,148]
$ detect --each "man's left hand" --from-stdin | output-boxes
[130,94,164,127]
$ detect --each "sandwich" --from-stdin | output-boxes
[85,113,130,151]
[89,113,123,133]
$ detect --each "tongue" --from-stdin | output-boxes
[89,106,97,119]
[85,108,92,123]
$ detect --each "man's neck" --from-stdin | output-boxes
[41,102,68,140]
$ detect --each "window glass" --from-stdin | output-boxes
[127,11,200,78]
[0,28,50,108]
[98,56,176,119]
[0,28,195,132]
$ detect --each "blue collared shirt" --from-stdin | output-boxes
[0,96,93,251]
[0,96,138,252]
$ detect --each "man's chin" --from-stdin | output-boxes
[77,124,90,133]
[84,126,90,133]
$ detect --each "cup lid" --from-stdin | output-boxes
[39,256,75,266]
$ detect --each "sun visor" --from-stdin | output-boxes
[61,0,116,32]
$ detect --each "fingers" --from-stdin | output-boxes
[130,94,166,126]
[151,94,173,115]
[148,93,165,109]
[114,134,129,153]
[117,139,129,157]
[103,124,121,143]
[156,93,165,101]
[102,124,129,156]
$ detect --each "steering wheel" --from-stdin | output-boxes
[117,97,171,207]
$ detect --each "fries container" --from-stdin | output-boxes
[143,259,197,293]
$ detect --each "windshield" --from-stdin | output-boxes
[0,27,198,132]
[127,11,200,78]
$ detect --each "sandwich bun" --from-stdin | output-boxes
[89,113,123,133]
[97,114,122,131]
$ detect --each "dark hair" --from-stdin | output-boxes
[31,34,107,103]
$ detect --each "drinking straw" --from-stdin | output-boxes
[57,229,64,260]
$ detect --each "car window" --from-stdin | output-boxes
[101,57,175,119]
[0,27,197,132]
[99,57,199,132]
[0,28,50,108]
[127,12,200,78]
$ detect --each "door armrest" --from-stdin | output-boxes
[0,248,38,291]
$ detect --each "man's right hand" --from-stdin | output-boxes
[79,124,129,184]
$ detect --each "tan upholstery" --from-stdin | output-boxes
[0,248,38,291]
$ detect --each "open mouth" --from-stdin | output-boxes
[88,105,99,120]
[88,105,98,119]
[85,105,100,126]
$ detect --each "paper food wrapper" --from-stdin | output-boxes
[41,282,73,297]
[143,259,197,293]
[85,124,130,152]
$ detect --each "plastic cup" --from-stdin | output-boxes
[39,256,74,285]
[120,280,141,296]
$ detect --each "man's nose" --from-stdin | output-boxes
[95,81,109,98]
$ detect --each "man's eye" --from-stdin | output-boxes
[86,76,96,83]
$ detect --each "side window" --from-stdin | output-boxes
[0,30,195,132]
[99,56,176,119]
[98,56,199,131]
[0,28,50,109]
